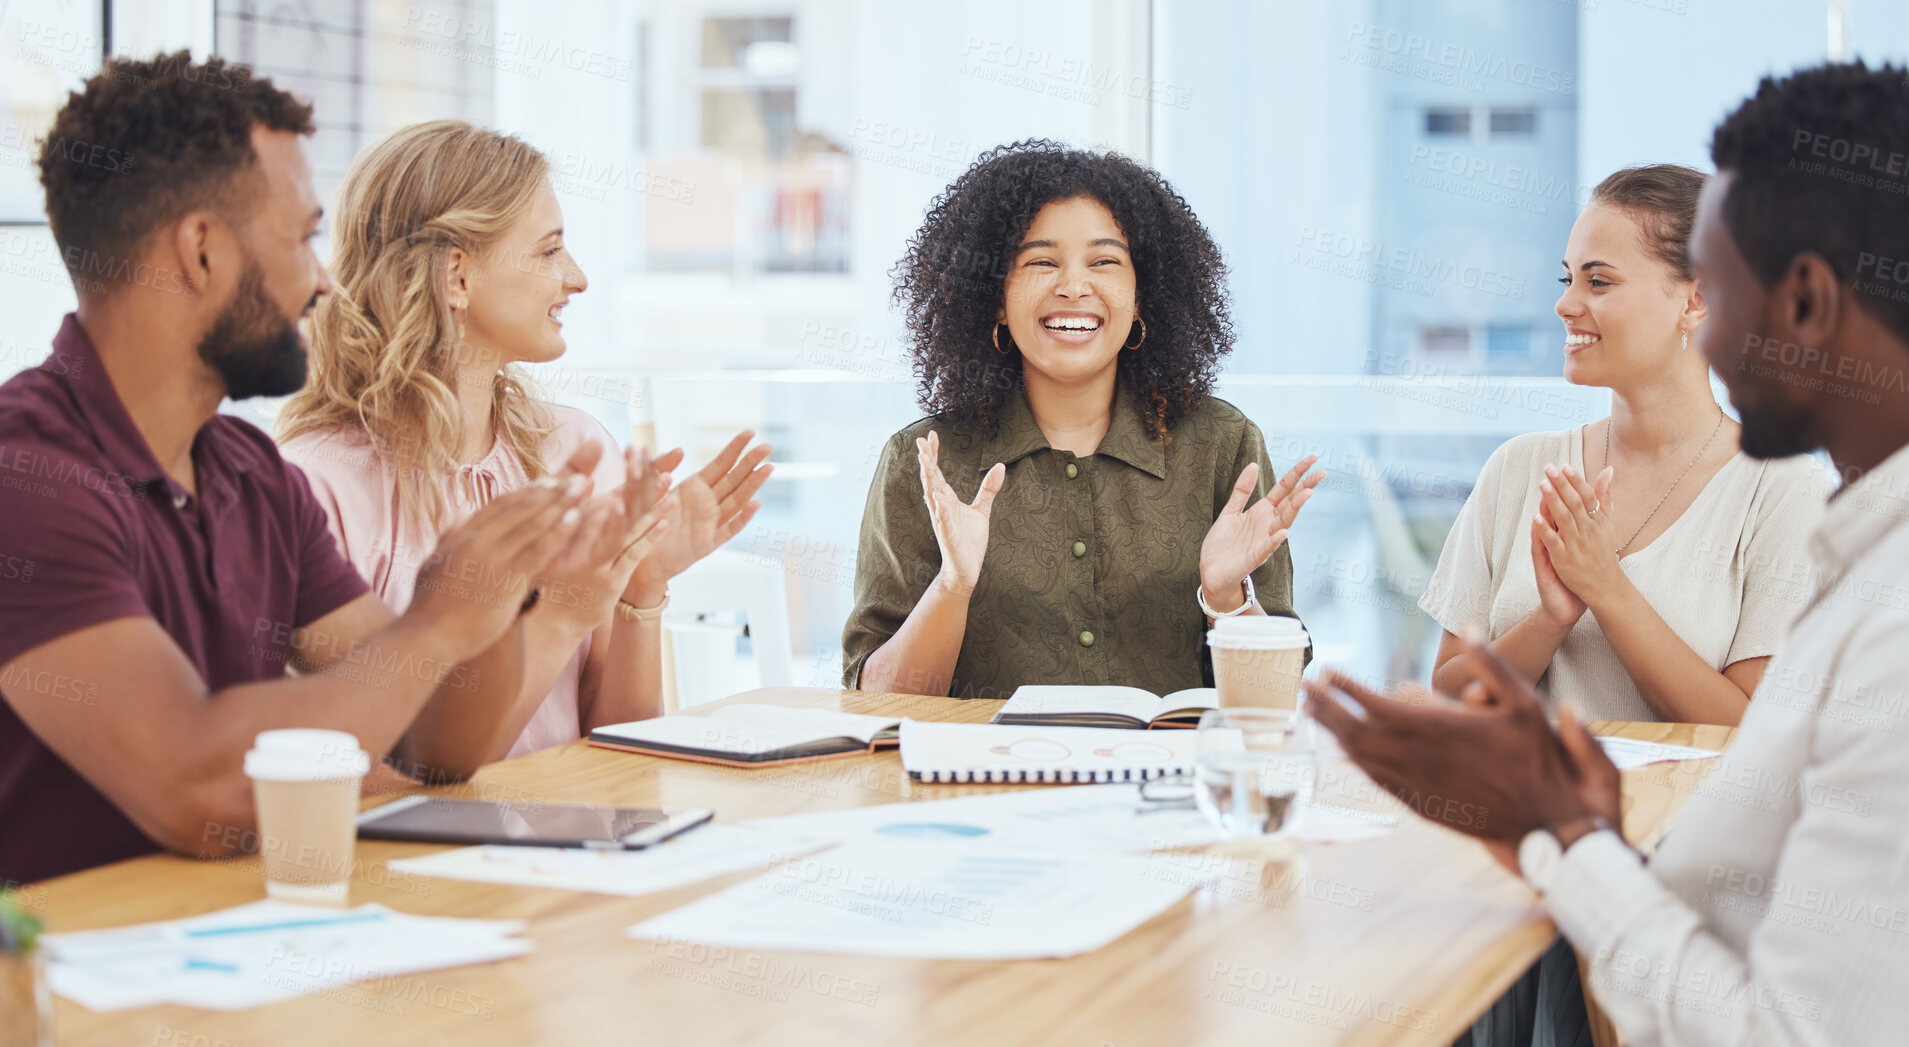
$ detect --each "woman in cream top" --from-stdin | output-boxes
[1420,426,1821,723]
[1420,165,1824,725]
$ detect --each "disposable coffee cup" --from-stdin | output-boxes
[1208,616,1310,714]
[243,729,370,905]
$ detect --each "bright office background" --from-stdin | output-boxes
[2,0,1903,695]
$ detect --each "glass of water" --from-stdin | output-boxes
[1193,708,1318,838]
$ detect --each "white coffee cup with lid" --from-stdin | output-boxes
[244,729,369,905]
[1208,616,1310,713]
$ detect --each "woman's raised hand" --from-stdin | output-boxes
[1197,456,1325,609]
[626,431,774,601]
[917,429,1005,595]
[533,442,678,634]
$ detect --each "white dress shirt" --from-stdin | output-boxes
[1543,443,1909,1045]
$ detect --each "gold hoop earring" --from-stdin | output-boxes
[992,324,1013,356]
[1124,318,1147,350]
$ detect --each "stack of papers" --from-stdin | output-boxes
[43,901,530,1011]
[629,838,1195,960]
[748,784,1230,853]
[743,783,1396,855]
[388,824,827,897]
[1597,736,1721,770]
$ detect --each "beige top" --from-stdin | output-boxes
[1418,426,1827,721]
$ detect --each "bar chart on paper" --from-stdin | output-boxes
[627,837,1195,960]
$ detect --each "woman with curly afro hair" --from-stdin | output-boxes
[842,141,1325,700]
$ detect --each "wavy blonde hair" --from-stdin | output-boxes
[278,119,554,527]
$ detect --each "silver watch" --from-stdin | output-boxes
[1518,816,1620,893]
[1197,574,1256,618]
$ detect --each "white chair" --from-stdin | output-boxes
[658,550,795,711]
[1354,450,1444,682]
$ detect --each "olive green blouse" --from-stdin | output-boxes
[842,384,1302,699]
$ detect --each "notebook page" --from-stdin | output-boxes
[996,685,1166,720]
[1156,687,1218,715]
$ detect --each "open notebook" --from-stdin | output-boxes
[588,705,902,768]
[900,721,1200,784]
[990,685,1218,730]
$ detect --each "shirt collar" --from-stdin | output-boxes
[1810,441,1909,583]
[971,381,1168,480]
[53,313,167,485]
[50,313,262,493]
[1097,382,1168,479]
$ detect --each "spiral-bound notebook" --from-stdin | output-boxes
[899,721,1199,784]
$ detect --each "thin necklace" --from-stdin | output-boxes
[1602,406,1727,556]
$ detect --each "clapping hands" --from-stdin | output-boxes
[1530,464,1619,624]
[1197,456,1325,612]
[916,430,1005,595]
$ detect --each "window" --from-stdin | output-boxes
[0,0,104,373]
[697,16,798,154]
[1420,326,1472,356]
[1,0,104,221]
[1485,325,1532,361]
[646,10,851,273]
[215,0,495,205]
[1423,107,1471,137]
[1489,107,1537,136]
[701,16,795,70]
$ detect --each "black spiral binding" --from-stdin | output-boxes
[907,764,1193,784]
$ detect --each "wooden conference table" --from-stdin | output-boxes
[35,688,1734,1047]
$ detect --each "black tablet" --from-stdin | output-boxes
[356,796,713,849]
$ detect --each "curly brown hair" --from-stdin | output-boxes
[37,50,313,285]
[891,140,1235,440]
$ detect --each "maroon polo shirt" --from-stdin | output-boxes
[0,314,369,884]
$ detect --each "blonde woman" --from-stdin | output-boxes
[1420,165,1824,727]
[279,120,772,760]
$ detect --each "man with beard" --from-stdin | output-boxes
[0,52,613,883]
[1306,63,1909,1044]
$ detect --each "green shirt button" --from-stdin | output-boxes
[1072,541,1086,558]
[1065,463,1079,479]
[1078,630,1095,647]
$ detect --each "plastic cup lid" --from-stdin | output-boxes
[1208,615,1310,649]
[245,729,370,782]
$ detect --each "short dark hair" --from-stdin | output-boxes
[37,50,314,283]
[891,140,1234,441]
[1710,61,1909,343]
[1592,164,1707,282]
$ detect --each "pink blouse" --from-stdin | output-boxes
[280,404,627,758]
